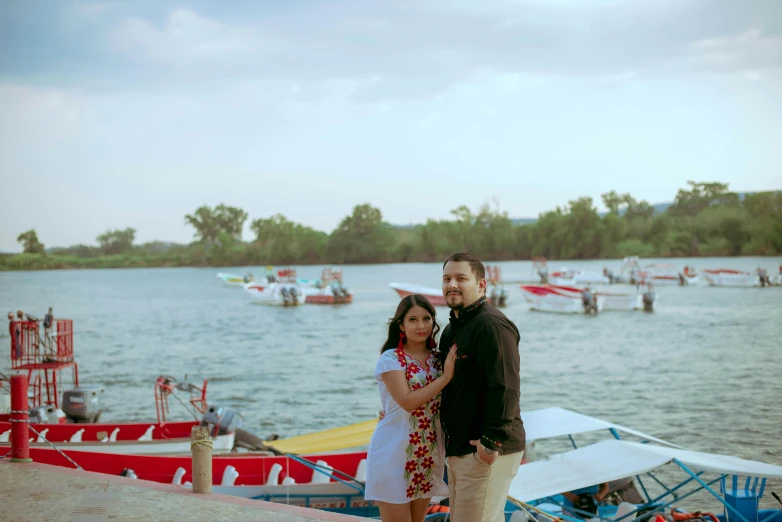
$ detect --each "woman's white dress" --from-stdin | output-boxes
[365,348,449,503]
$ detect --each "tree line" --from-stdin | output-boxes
[4,181,780,271]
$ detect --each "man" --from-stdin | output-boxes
[9,311,21,359]
[438,252,525,522]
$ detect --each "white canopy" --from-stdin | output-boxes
[508,439,782,503]
[523,407,680,448]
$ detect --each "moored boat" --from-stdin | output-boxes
[642,263,699,286]
[389,282,447,306]
[704,268,774,287]
[304,267,353,304]
[217,272,254,287]
[521,284,604,314]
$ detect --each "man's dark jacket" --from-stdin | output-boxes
[437,297,525,457]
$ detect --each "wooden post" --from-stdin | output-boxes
[190,426,212,494]
[10,374,32,463]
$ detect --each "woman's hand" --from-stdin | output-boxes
[442,346,457,382]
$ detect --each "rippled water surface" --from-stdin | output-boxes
[2,257,781,508]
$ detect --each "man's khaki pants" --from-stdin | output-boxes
[446,450,523,522]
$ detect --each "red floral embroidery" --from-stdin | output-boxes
[394,347,443,501]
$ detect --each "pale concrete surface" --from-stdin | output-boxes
[1,459,372,522]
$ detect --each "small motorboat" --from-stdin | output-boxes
[520,284,604,314]
[704,268,772,287]
[217,272,255,287]
[642,264,699,286]
[244,281,305,306]
[304,267,353,304]
[545,268,609,286]
[389,283,446,306]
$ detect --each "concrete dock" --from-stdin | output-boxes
[1,459,371,521]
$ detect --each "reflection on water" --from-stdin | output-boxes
[1,257,780,508]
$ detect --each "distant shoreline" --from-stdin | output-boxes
[1,252,779,273]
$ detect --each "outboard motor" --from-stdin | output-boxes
[538,269,548,284]
[280,287,291,305]
[201,405,282,455]
[290,287,299,305]
[62,385,105,423]
[498,289,508,308]
[642,290,655,312]
[582,290,598,314]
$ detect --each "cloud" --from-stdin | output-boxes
[689,28,782,74]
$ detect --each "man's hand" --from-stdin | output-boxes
[470,439,499,465]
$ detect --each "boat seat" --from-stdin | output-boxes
[222,465,240,486]
[69,428,85,442]
[355,459,367,482]
[0,430,9,442]
[172,467,186,486]
[138,425,155,441]
[614,502,637,520]
[310,460,333,484]
[282,476,296,485]
[101,428,120,443]
[36,428,49,443]
[265,463,282,486]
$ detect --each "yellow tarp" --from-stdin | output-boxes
[267,419,378,454]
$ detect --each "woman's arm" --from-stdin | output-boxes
[381,370,450,413]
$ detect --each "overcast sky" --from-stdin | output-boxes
[1,0,780,251]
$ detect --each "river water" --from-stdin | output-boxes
[1,256,781,509]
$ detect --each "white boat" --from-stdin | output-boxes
[389,283,447,306]
[1,432,235,456]
[642,263,699,286]
[704,269,772,287]
[521,284,605,314]
[546,268,609,286]
[597,291,646,311]
[217,272,255,287]
[244,281,305,306]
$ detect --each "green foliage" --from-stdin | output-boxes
[17,229,45,254]
[185,204,248,243]
[97,227,136,255]
[2,183,780,271]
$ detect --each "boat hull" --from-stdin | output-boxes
[1,432,235,456]
[521,285,605,314]
[305,294,353,304]
[704,270,760,287]
[597,293,644,311]
[0,419,199,442]
[389,283,447,307]
[244,282,306,306]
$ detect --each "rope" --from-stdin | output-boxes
[191,438,213,450]
[9,410,29,422]
[26,425,83,470]
[508,496,566,522]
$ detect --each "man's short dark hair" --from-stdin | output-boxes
[443,252,486,280]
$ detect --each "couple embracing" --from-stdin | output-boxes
[365,252,526,522]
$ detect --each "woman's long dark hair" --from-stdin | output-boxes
[381,294,440,354]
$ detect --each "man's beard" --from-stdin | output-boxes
[446,292,464,310]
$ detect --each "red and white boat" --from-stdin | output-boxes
[389,283,447,307]
[304,267,353,304]
[520,284,604,314]
[1,429,235,455]
[641,264,699,286]
[704,269,763,287]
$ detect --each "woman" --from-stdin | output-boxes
[365,294,457,522]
